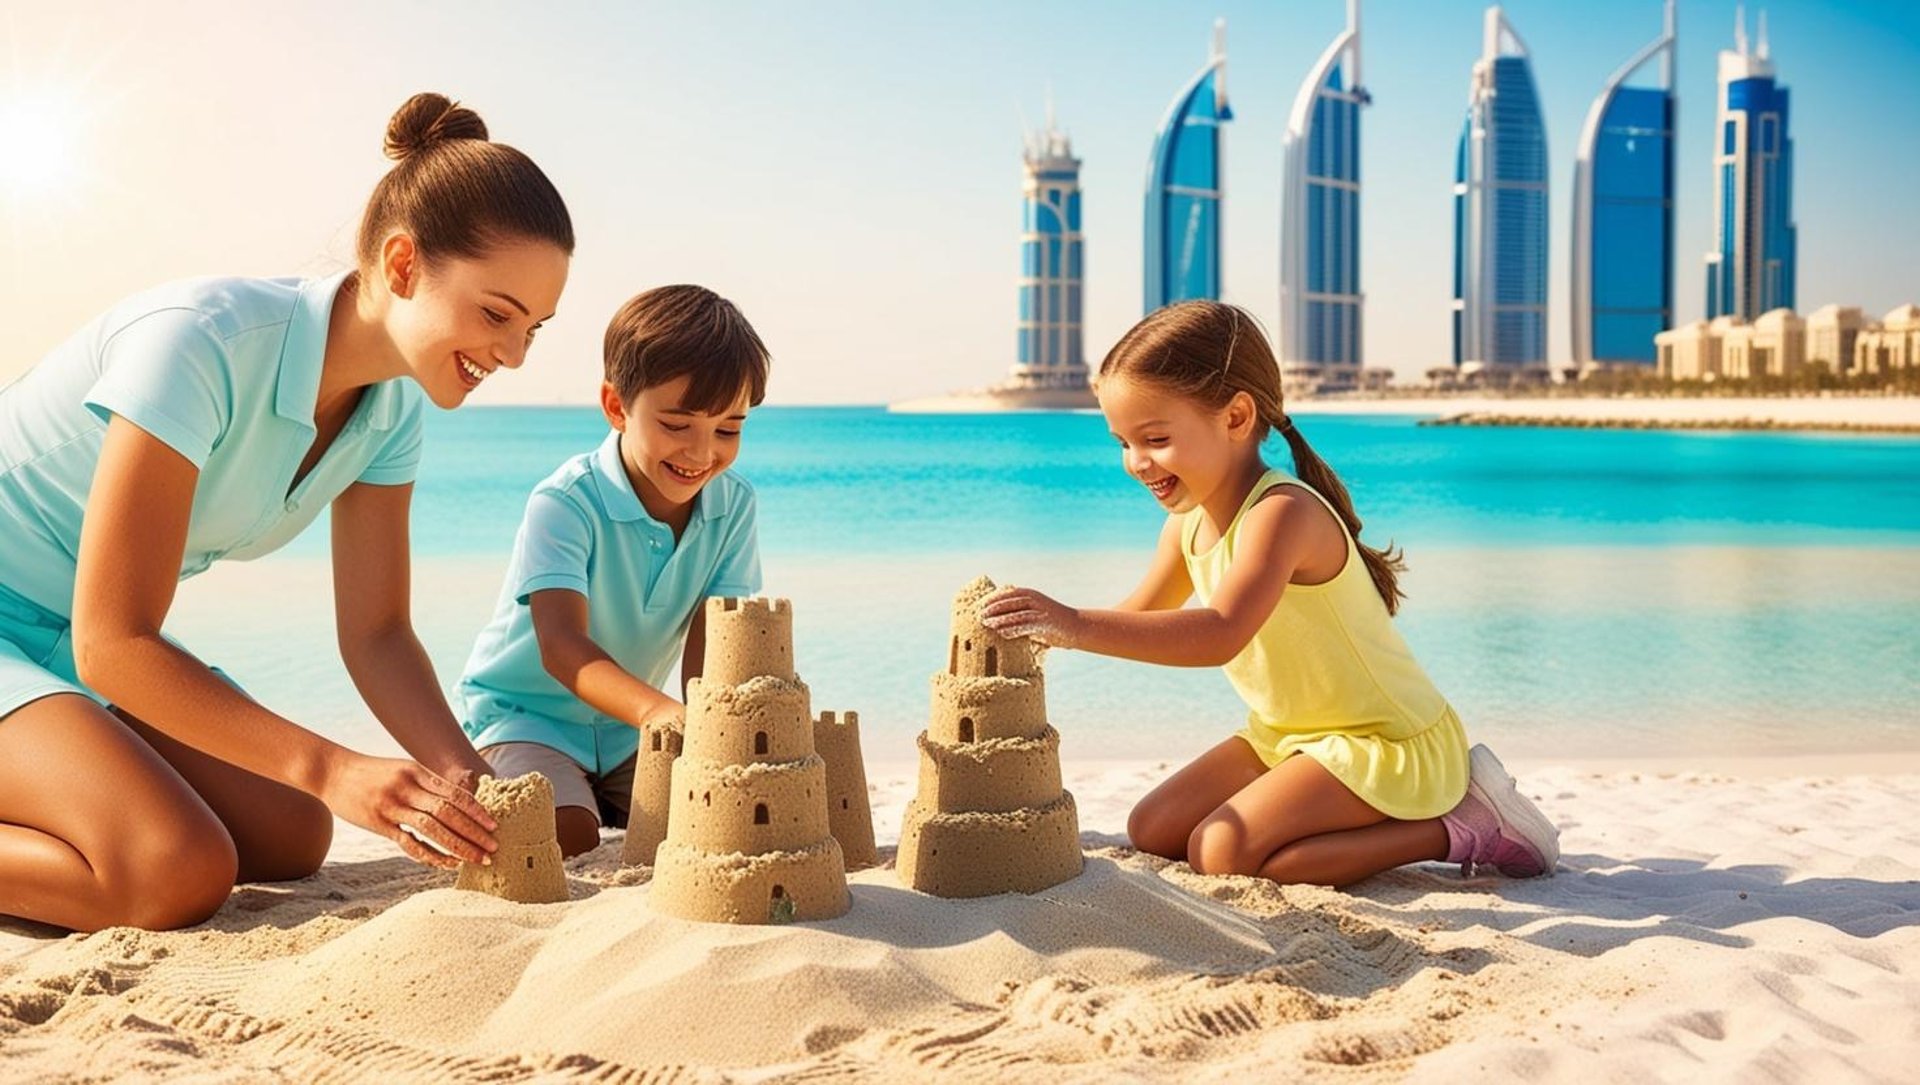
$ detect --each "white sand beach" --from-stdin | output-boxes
[3,756,1916,1082]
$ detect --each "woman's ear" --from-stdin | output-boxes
[381,233,419,299]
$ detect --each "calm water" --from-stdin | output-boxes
[172,407,1920,765]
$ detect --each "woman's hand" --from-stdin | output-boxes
[320,753,499,870]
[979,585,1083,648]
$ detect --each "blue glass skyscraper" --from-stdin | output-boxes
[1280,0,1368,380]
[1706,6,1795,321]
[1452,6,1549,373]
[1015,104,1088,390]
[1143,20,1231,313]
[1572,1,1676,368]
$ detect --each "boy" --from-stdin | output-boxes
[458,285,767,856]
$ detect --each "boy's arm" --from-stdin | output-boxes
[528,589,684,728]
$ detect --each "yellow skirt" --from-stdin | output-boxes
[1235,705,1471,821]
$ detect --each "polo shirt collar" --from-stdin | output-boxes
[592,429,721,526]
[273,270,404,433]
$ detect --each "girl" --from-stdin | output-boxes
[0,93,572,932]
[981,301,1558,888]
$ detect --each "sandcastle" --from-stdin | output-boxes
[621,715,685,866]
[649,598,863,923]
[453,773,569,904]
[896,576,1083,897]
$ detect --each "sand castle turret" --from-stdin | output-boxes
[622,715,684,866]
[650,598,858,923]
[454,773,569,903]
[896,576,1082,897]
[815,709,876,869]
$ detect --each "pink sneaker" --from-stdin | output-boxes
[1441,745,1560,878]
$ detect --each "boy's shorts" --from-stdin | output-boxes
[480,741,636,829]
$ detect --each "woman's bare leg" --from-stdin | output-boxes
[1126,736,1269,859]
[1187,752,1448,886]
[0,694,237,932]
[113,709,332,883]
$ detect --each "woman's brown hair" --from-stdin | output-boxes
[356,93,574,267]
[1097,300,1408,614]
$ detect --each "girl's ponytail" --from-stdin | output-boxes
[1273,417,1407,615]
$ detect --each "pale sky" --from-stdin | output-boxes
[4,1,1917,405]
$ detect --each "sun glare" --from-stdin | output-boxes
[0,91,83,202]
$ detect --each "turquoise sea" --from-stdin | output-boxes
[168,407,1920,766]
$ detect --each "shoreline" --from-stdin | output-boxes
[1288,393,1920,432]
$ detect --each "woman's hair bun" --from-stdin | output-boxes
[383,92,489,161]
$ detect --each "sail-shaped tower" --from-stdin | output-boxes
[1572,1,1676,369]
[1143,20,1232,313]
[1279,1,1369,390]
[1705,5,1795,321]
[1452,6,1549,375]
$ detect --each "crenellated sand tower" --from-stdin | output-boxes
[621,715,684,867]
[814,709,876,870]
[454,773,569,904]
[896,576,1083,897]
[650,598,855,923]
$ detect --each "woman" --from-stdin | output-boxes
[0,93,573,931]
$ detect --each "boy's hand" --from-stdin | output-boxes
[635,698,686,730]
[979,585,1083,648]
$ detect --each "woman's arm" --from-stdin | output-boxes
[528,589,685,727]
[982,487,1343,667]
[72,418,495,867]
[330,479,492,783]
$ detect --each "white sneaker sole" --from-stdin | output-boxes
[1467,744,1561,875]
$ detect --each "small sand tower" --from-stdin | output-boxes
[454,773,569,904]
[650,598,858,923]
[815,709,876,870]
[622,715,684,866]
[896,576,1082,897]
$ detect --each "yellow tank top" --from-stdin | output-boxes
[1182,467,1451,742]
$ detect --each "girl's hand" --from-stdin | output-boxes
[320,753,499,870]
[979,585,1083,648]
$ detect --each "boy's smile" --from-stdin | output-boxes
[603,373,749,533]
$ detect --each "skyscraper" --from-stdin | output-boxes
[1572,1,1676,369]
[1014,103,1088,392]
[1706,5,1795,321]
[1143,20,1231,314]
[1280,1,1368,387]
[1452,6,1549,374]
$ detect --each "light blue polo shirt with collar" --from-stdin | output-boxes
[458,429,762,774]
[0,272,423,712]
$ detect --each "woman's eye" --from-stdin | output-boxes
[482,308,508,325]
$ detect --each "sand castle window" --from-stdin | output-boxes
[703,792,711,807]
[754,731,768,755]
[525,856,535,870]
[985,647,998,676]
[949,637,958,675]
[842,798,849,810]
[754,803,769,825]
[651,733,662,752]
[959,717,974,742]
[772,885,785,898]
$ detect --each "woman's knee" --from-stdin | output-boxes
[100,818,239,930]
[240,792,332,883]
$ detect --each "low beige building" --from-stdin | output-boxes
[1806,305,1866,373]
[1722,308,1805,379]
[1656,318,1729,380]
[1855,304,1920,375]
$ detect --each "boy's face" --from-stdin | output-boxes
[601,374,750,523]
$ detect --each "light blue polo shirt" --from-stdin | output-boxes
[0,272,423,624]
[458,429,762,773]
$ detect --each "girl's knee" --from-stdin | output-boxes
[1185,818,1260,877]
[555,806,600,859]
[1126,798,1192,860]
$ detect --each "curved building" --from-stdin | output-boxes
[1280,1,1369,385]
[1143,20,1232,313]
[1452,6,1549,373]
[1572,1,1676,369]
[1706,6,1795,321]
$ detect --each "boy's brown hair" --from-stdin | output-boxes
[603,285,769,412]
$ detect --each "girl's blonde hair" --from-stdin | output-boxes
[1096,300,1408,614]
